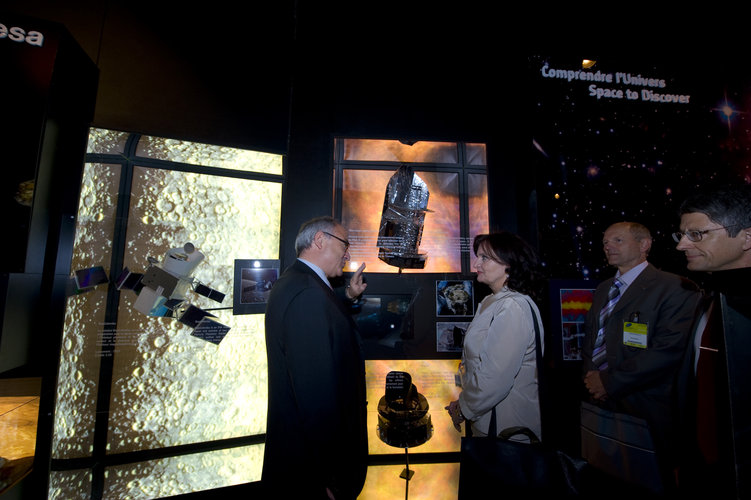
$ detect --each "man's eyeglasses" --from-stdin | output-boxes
[671,224,739,243]
[323,231,350,251]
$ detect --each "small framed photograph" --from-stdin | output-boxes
[549,280,598,362]
[436,280,474,317]
[233,259,280,315]
[436,321,470,353]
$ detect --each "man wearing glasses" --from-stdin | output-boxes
[674,184,751,499]
[263,216,368,500]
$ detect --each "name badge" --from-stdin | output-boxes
[623,321,648,348]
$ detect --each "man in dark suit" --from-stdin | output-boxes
[674,185,751,499]
[582,221,700,492]
[262,216,368,500]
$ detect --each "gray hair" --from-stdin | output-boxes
[295,216,341,256]
[680,184,751,237]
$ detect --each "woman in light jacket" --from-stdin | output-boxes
[445,232,545,441]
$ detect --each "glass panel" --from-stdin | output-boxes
[86,128,130,154]
[107,167,279,453]
[136,136,283,175]
[366,359,461,454]
[48,468,93,499]
[102,444,264,499]
[108,309,267,452]
[468,173,490,241]
[53,163,121,459]
[360,463,459,500]
[341,169,461,273]
[466,143,487,165]
[342,139,458,164]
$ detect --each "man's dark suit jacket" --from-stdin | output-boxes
[262,260,368,499]
[676,267,751,499]
[582,263,700,462]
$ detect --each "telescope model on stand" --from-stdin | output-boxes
[377,370,433,492]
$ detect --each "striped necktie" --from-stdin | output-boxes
[592,278,623,370]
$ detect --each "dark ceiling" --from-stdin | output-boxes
[3,1,520,153]
[3,2,739,155]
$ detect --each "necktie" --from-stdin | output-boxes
[592,278,623,370]
[695,297,720,464]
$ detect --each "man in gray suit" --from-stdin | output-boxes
[582,221,700,492]
[262,216,368,500]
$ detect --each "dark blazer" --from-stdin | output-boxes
[582,263,700,459]
[675,268,751,499]
[262,260,368,499]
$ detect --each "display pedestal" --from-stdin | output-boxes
[399,447,415,481]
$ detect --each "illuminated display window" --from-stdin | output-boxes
[341,169,462,273]
[342,139,460,163]
[334,138,489,274]
[136,135,283,175]
[360,463,459,500]
[49,469,93,500]
[51,132,486,499]
[86,128,130,155]
[52,162,121,460]
[366,359,462,455]
[334,139,489,500]
[50,129,283,498]
[467,173,489,238]
[102,444,264,498]
[465,143,487,166]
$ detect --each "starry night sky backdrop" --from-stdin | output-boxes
[528,55,751,284]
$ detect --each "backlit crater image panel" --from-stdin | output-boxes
[53,163,121,459]
[107,168,279,453]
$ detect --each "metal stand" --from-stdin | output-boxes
[399,447,413,500]
[399,446,414,480]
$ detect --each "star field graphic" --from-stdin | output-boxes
[529,55,751,282]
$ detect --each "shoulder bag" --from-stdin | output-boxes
[580,400,664,493]
[458,301,589,498]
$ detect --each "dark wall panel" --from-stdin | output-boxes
[4,1,295,153]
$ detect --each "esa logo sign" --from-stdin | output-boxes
[0,22,44,47]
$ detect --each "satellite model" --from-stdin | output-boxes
[74,243,229,344]
[376,164,431,270]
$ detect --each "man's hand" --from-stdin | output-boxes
[584,370,608,401]
[346,262,367,299]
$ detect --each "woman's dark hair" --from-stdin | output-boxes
[473,232,544,301]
